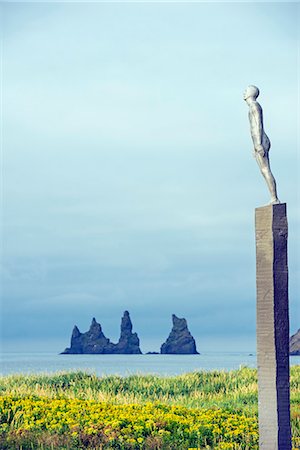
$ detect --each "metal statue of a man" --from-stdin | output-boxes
[244,85,280,204]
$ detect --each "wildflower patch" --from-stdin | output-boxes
[0,396,258,449]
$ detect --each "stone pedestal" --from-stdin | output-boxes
[255,203,291,450]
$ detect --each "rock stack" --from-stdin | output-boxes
[160,314,199,354]
[61,311,142,354]
[290,329,300,355]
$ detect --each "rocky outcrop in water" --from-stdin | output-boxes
[115,311,142,354]
[290,329,300,355]
[61,311,142,354]
[160,314,199,354]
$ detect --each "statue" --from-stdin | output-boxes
[244,85,280,204]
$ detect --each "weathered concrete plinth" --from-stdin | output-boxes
[255,203,291,450]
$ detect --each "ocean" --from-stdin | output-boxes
[1,352,300,376]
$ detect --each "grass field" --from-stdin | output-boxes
[0,366,300,449]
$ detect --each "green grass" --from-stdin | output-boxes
[2,366,300,413]
[0,366,300,449]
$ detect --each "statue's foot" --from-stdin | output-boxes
[269,198,281,205]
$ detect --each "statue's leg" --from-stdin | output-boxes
[255,153,280,203]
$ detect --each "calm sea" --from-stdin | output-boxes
[1,352,300,376]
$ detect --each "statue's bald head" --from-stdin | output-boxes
[244,85,260,101]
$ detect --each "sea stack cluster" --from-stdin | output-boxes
[61,311,141,355]
[61,311,199,355]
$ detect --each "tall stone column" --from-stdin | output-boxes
[255,203,291,449]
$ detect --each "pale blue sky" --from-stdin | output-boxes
[1,2,299,353]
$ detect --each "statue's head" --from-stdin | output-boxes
[243,85,259,101]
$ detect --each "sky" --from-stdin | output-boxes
[1,1,299,353]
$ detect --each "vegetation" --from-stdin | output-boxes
[0,366,300,449]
